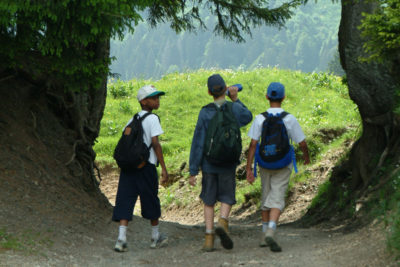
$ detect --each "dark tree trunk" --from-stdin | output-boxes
[0,40,111,212]
[338,0,399,191]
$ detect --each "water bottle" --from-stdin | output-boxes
[226,84,243,96]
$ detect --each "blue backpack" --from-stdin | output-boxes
[254,112,297,177]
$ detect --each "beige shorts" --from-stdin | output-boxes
[259,167,292,211]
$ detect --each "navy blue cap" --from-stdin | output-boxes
[207,74,226,93]
[267,82,285,99]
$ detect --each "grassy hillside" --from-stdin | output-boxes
[95,68,360,207]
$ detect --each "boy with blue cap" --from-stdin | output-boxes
[189,74,252,252]
[246,82,310,252]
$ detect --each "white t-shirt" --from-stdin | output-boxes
[247,108,305,144]
[124,111,164,165]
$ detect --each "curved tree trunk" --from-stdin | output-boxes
[0,40,111,209]
[338,0,399,191]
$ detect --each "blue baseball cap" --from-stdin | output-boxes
[207,74,226,93]
[267,82,285,100]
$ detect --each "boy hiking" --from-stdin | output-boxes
[189,74,252,252]
[246,82,310,252]
[112,85,169,252]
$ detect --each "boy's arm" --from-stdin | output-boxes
[231,99,253,127]
[246,139,258,184]
[152,136,169,186]
[298,140,310,165]
[189,111,206,185]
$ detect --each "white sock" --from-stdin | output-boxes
[118,225,127,242]
[152,225,160,240]
[262,222,269,233]
[268,221,277,230]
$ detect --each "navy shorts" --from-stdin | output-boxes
[200,169,236,206]
[112,163,161,221]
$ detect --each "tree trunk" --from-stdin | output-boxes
[338,0,399,190]
[0,40,111,210]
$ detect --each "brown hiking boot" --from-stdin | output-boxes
[202,233,215,252]
[215,218,233,250]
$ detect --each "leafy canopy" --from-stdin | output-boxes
[359,0,400,63]
[0,0,303,91]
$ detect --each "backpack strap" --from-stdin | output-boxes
[261,111,289,119]
[134,112,160,150]
[202,103,216,110]
[279,111,289,119]
[138,112,160,122]
[202,101,233,111]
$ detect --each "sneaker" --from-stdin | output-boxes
[264,228,282,252]
[150,233,168,249]
[114,239,127,252]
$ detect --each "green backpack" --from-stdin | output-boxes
[203,102,242,166]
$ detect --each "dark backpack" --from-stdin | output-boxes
[113,112,156,171]
[203,102,242,166]
[255,112,293,170]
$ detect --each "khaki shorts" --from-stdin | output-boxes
[259,167,292,211]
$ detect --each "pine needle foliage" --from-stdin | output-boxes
[0,0,304,91]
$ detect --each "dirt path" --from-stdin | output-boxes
[1,212,393,267]
[0,165,397,266]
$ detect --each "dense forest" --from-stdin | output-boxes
[110,1,341,80]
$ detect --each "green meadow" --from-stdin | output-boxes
[95,68,360,207]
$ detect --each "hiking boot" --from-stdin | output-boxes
[264,228,282,252]
[114,239,127,252]
[202,233,215,252]
[215,218,233,250]
[259,232,268,247]
[150,233,168,249]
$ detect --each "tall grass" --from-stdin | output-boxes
[95,68,359,173]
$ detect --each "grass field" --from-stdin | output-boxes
[94,68,360,207]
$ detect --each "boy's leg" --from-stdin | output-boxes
[136,164,167,249]
[115,220,128,252]
[215,202,233,249]
[259,168,271,247]
[112,170,139,252]
[264,208,282,252]
[202,204,215,252]
[259,210,270,247]
[214,169,236,250]
[260,167,291,252]
[204,204,215,232]
[200,172,219,252]
[149,218,168,248]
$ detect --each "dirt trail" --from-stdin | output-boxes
[0,210,393,267]
[0,162,397,266]
[1,167,396,267]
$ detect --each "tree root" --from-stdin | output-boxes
[65,141,80,166]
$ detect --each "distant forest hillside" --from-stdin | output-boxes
[110,1,341,80]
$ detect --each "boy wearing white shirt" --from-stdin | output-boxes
[246,82,310,252]
[113,85,169,252]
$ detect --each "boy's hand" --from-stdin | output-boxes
[227,86,238,102]
[246,169,255,184]
[160,169,169,186]
[189,175,197,186]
